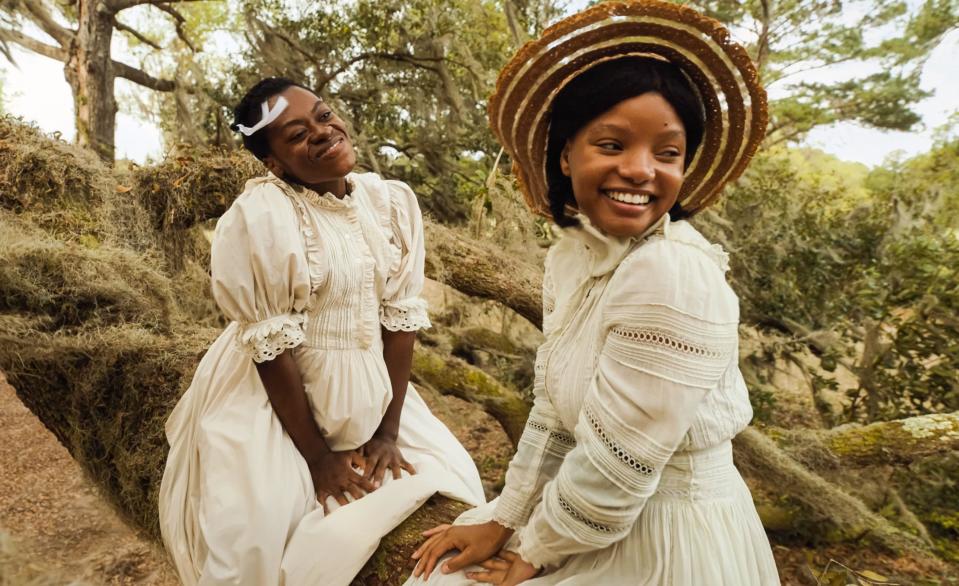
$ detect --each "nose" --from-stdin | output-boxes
[617,149,655,184]
[307,119,333,144]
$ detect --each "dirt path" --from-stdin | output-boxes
[0,372,178,585]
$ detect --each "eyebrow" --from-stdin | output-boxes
[589,123,686,139]
[278,100,325,131]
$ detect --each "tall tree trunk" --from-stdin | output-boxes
[64,0,117,162]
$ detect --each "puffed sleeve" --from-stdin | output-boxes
[491,257,575,530]
[210,181,312,363]
[514,238,740,569]
[379,180,432,332]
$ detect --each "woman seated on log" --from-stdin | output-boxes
[407,2,779,584]
[158,77,485,585]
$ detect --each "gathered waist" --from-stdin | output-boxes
[653,441,744,502]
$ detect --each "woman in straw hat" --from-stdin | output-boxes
[158,78,484,585]
[407,1,779,584]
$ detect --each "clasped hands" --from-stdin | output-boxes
[308,433,415,512]
[410,521,539,585]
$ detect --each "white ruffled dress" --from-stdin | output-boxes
[159,172,485,586]
[407,216,780,585]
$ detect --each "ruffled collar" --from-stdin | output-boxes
[555,212,669,279]
[264,172,357,210]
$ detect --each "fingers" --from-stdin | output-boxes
[351,450,366,471]
[351,468,376,493]
[390,461,402,480]
[479,557,511,571]
[411,530,446,560]
[373,458,390,486]
[413,537,455,579]
[442,547,486,574]
[497,550,518,562]
[346,483,366,502]
[317,492,330,514]
[465,569,505,584]
[401,458,417,476]
[420,524,451,538]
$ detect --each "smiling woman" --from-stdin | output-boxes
[546,57,705,238]
[406,2,778,585]
[157,77,485,586]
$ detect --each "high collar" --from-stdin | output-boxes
[558,213,669,278]
[266,172,356,209]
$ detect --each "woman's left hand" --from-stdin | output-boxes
[465,550,539,585]
[361,434,416,487]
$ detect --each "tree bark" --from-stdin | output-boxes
[772,412,959,468]
[413,345,530,447]
[423,221,543,329]
[64,0,118,162]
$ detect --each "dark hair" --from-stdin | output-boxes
[545,57,705,227]
[231,77,313,160]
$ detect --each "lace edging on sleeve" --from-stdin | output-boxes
[237,313,308,363]
[380,297,432,331]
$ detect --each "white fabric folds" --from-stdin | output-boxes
[406,217,779,586]
[159,172,484,586]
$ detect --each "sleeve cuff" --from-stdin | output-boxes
[237,313,307,363]
[492,486,536,531]
[516,520,566,571]
[379,297,432,332]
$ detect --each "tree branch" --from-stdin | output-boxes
[113,18,162,50]
[151,2,196,52]
[112,60,175,91]
[107,0,207,14]
[0,28,67,62]
[11,0,74,46]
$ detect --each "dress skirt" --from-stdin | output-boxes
[407,441,779,586]
[159,323,485,586]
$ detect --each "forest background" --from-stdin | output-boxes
[0,0,958,584]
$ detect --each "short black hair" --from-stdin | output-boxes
[545,57,705,227]
[231,77,313,160]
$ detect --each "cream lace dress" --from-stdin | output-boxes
[408,216,779,585]
[159,172,485,586]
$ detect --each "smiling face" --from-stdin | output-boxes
[560,92,686,238]
[262,86,356,197]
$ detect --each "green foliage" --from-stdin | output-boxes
[699,136,959,423]
[226,0,547,221]
[679,0,959,143]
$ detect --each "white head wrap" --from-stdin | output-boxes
[235,96,289,136]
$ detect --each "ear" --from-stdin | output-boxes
[263,155,284,178]
[560,142,572,177]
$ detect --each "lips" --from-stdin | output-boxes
[312,136,346,160]
[602,189,655,206]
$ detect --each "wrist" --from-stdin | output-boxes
[489,520,515,545]
[373,427,398,442]
[304,445,333,470]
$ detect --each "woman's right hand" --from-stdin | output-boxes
[308,450,376,512]
[410,520,514,579]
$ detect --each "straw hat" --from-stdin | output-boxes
[488,0,768,217]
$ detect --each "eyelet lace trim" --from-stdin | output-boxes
[380,298,432,332]
[556,493,616,534]
[585,406,654,476]
[240,313,308,363]
[526,419,576,448]
[610,326,725,361]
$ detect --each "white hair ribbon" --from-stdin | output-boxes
[235,96,289,136]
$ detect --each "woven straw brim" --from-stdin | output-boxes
[488,0,768,218]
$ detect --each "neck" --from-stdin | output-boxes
[283,173,349,198]
[306,177,349,199]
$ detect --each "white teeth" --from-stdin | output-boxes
[606,191,651,205]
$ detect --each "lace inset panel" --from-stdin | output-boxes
[603,309,737,389]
